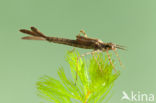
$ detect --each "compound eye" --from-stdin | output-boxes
[105,45,111,49]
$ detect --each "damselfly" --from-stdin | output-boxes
[19,27,125,81]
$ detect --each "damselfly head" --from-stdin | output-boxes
[101,42,115,50]
[103,43,126,51]
[107,42,117,50]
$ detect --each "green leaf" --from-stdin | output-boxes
[37,50,120,103]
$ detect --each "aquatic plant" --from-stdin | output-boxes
[37,51,120,103]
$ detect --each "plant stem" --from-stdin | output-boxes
[84,90,91,103]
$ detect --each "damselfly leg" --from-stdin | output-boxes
[106,50,117,72]
[78,30,87,37]
[113,49,125,69]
